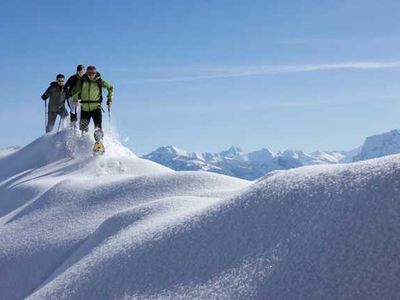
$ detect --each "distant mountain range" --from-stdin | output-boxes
[142,129,400,180]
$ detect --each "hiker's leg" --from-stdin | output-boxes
[59,107,69,129]
[92,108,102,130]
[92,108,103,142]
[79,110,90,133]
[46,112,57,133]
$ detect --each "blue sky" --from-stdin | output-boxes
[1,0,400,154]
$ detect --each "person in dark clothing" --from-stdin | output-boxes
[41,74,68,133]
[64,65,85,122]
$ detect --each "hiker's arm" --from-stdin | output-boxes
[64,77,72,95]
[64,77,72,90]
[103,80,113,102]
[41,86,51,100]
[71,81,82,102]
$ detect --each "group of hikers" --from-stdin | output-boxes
[41,65,113,152]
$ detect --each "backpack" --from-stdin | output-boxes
[66,74,81,97]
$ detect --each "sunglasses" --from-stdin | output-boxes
[57,79,65,82]
[87,72,96,76]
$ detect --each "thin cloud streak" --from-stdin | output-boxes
[123,61,400,83]
[126,95,400,115]
[278,36,400,45]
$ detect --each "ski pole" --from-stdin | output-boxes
[73,105,78,136]
[57,116,62,134]
[108,107,111,131]
[44,99,48,134]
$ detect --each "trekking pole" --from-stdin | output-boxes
[57,116,62,134]
[108,107,111,131]
[73,105,77,136]
[44,100,48,134]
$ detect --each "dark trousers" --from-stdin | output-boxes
[46,107,68,133]
[80,109,102,132]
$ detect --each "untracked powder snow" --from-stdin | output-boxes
[0,130,399,299]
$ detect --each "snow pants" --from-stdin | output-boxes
[46,107,68,133]
[80,108,102,132]
[80,108,103,142]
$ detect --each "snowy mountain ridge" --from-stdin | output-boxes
[353,129,400,161]
[1,130,400,299]
[142,145,351,180]
[142,129,400,180]
[143,145,351,180]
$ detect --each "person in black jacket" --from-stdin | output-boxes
[41,74,68,133]
[64,64,85,122]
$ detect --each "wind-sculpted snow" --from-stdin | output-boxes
[0,131,249,299]
[1,131,400,299]
[0,146,20,159]
[0,131,172,221]
[0,131,171,182]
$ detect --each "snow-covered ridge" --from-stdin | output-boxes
[143,129,400,180]
[0,146,20,159]
[0,131,171,184]
[1,130,399,299]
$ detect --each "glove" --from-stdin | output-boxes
[41,94,47,100]
[106,99,112,108]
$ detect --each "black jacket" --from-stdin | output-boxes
[41,82,67,112]
[64,74,81,97]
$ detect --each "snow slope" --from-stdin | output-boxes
[0,130,250,299]
[0,146,19,159]
[1,130,400,299]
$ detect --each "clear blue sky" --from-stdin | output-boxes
[1,0,400,155]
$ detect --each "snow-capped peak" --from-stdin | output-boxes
[220,146,245,158]
[353,129,400,161]
[248,148,275,162]
[160,145,188,156]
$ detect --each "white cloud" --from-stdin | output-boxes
[123,60,400,83]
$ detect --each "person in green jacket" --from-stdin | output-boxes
[72,65,113,146]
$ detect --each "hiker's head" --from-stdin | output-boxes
[56,74,65,86]
[86,66,97,80]
[77,64,85,77]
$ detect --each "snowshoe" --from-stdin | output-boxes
[93,142,105,154]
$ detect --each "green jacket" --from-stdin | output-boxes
[72,74,113,111]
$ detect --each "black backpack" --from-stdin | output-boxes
[65,74,81,97]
